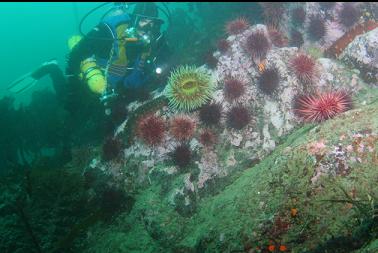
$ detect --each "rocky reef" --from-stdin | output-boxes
[79,21,378,252]
[341,27,378,84]
[2,3,377,253]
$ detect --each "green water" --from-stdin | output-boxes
[2,2,376,253]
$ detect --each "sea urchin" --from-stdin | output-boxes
[258,67,280,95]
[293,90,353,122]
[172,144,192,169]
[245,29,271,61]
[307,16,327,41]
[225,17,250,35]
[136,114,166,146]
[290,53,318,84]
[170,115,196,141]
[223,76,246,102]
[268,26,288,48]
[290,29,304,48]
[338,3,361,28]
[226,105,251,130]
[199,103,222,126]
[165,65,215,112]
[199,129,217,147]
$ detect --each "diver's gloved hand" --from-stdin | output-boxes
[123,57,148,89]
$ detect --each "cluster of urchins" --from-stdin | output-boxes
[223,16,351,116]
[212,3,364,61]
[103,3,356,168]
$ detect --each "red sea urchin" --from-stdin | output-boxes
[245,29,271,61]
[199,103,222,126]
[226,105,251,130]
[258,67,280,95]
[225,17,250,35]
[337,3,361,28]
[293,91,353,123]
[307,16,327,41]
[136,114,166,146]
[290,53,318,84]
[170,115,196,141]
[223,76,246,102]
[199,129,217,147]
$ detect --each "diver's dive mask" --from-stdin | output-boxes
[124,26,151,45]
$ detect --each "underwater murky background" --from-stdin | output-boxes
[1,2,378,253]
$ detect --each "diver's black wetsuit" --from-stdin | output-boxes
[34,21,171,115]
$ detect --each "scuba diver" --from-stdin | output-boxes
[8,2,171,127]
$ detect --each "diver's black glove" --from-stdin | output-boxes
[123,57,148,89]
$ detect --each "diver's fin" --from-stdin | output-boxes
[7,59,59,94]
[7,72,38,94]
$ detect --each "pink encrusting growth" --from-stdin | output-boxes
[293,91,353,123]
[225,17,250,35]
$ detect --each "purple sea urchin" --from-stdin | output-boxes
[307,17,327,41]
[203,51,218,69]
[338,3,361,28]
[199,103,222,126]
[172,144,192,169]
[290,29,304,48]
[223,76,246,102]
[245,29,271,61]
[258,67,280,95]
[226,105,251,130]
